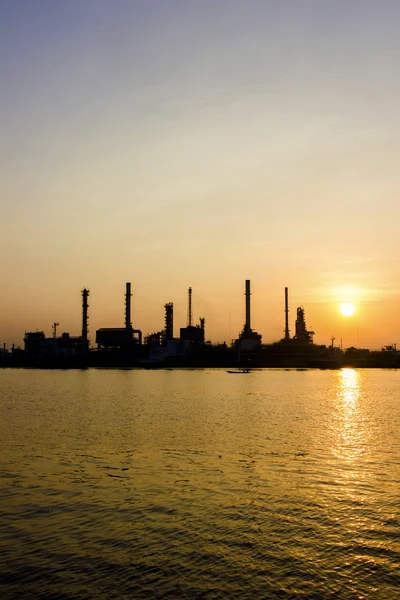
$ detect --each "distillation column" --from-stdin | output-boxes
[164,302,174,341]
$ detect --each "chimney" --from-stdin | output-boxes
[285,287,290,340]
[125,282,132,330]
[245,280,251,333]
[187,287,192,327]
[81,288,90,349]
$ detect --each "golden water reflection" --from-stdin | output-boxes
[334,368,366,463]
[332,369,377,538]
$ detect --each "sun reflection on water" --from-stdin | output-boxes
[331,369,371,513]
[339,368,359,404]
[334,368,366,464]
[331,370,379,543]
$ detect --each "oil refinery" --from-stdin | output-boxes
[1,280,399,369]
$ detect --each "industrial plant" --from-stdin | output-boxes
[1,279,399,369]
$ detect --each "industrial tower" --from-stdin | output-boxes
[237,280,262,351]
[244,279,251,335]
[125,282,132,330]
[187,287,192,327]
[95,282,142,348]
[284,287,290,340]
[180,287,205,342]
[294,306,314,344]
[81,288,90,350]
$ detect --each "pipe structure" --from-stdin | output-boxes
[285,287,290,340]
[245,280,251,333]
[81,288,89,349]
[125,282,132,330]
[187,287,192,327]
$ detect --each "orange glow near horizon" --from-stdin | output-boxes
[1,3,400,350]
[1,280,399,351]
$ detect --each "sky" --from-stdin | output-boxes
[1,0,400,349]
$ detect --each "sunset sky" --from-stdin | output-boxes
[1,0,400,349]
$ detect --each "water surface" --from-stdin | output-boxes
[1,368,399,599]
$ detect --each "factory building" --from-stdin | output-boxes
[95,283,142,349]
[146,302,181,363]
[24,330,87,357]
[24,289,90,358]
[95,328,142,349]
[145,289,206,364]
[180,322,205,343]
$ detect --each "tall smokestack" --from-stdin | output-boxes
[245,280,251,333]
[81,288,89,349]
[285,287,290,340]
[187,287,192,327]
[125,282,132,330]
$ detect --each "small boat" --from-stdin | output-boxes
[227,369,251,374]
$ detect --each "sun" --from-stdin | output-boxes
[339,302,355,317]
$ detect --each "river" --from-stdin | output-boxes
[1,368,399,599]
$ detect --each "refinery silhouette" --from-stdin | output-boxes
[1,280,399,369]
